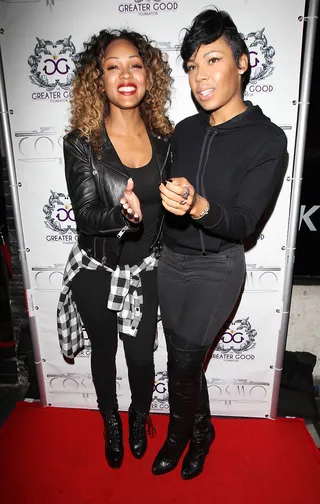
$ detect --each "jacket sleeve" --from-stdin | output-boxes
[197,132,288,240]
[64,135,132,236]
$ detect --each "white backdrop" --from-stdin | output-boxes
[0,0,305,417]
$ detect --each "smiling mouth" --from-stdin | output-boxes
[199,88,215,99]
[118,85,137,95]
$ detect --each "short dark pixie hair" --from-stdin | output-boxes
[180,8,251,94]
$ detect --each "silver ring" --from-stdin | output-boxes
[180,199,187,205]
[181,187,190,199]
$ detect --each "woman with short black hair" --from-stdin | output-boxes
[152,8,287,480]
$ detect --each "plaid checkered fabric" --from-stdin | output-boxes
[57,243,158,359]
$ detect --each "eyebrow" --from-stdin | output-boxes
[188,49,224,62]
[104,54,142,61]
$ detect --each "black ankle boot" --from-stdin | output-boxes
[102,408,124,469]
[152,340,208,476]
[128,405,156,459]
[181,371,215,480]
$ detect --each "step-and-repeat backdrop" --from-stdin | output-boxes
[1,0,305,417]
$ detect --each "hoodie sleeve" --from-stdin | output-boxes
[197,132,288,240]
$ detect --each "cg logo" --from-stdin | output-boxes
[43,190,77,236]
[153,381,166,394]
[249,51,259,68]
[152,371,169,406]
[43,58,70,76]
[241,28,275,85]
[221,331,244,345]
[215,317,257,354]
[56,207,75,222]
[28,36,77,91]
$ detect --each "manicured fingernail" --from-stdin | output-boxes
[165,179,173,185]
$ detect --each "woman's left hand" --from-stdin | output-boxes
[159,177,206,216]
[159,177,195,215]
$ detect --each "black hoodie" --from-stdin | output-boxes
[164,102,288,254]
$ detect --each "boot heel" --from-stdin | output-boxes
[181,422,215,480]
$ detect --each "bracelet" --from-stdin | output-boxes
[191,203,210,220]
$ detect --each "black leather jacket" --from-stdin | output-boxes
[64,128,171,269]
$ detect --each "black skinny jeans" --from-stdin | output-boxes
[158,244,246,352]
[71,267,158,414]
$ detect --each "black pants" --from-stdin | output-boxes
[71,267,158,414]
[157,244,246,431]
[158,244,246,351]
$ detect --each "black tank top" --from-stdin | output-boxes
[118,154,161,266]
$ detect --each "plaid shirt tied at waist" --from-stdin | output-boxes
[57,243,158,359]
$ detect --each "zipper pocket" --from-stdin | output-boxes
[117,225,130,239]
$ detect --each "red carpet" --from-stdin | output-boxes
[1,403,320,504]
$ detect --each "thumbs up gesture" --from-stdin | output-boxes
[120,178,142,223]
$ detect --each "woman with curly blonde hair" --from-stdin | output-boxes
[57,29,173,469]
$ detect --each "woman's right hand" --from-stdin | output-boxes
[120,178,142,223]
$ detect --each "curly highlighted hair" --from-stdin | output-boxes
[69,29,173,152]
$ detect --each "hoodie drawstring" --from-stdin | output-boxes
[195,128,217,254]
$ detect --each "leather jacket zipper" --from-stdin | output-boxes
[159,143,171,178]
[149,143,170,251]
[101,236,107,265]
[117,225,130,239]
[93,236,98,259]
